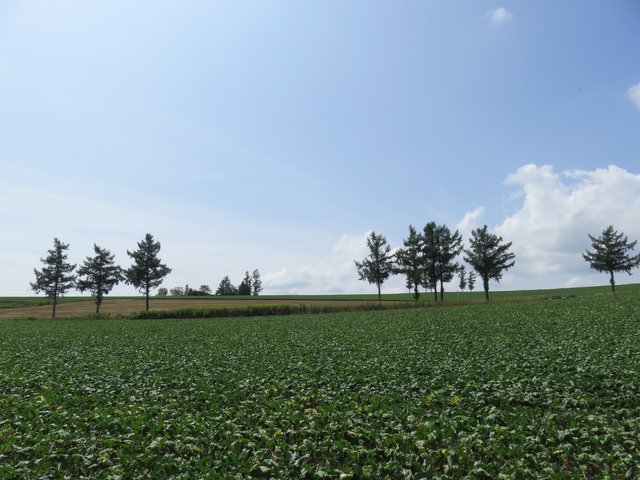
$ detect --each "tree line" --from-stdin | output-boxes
[30,233,262,318]
[158,270,263,297]
[355,223,640,302]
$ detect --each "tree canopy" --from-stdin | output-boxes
[395,225,424,300]
[30,238,77,318]
[583,225,640,293]
[77,244,123,314]
[355,231,394,303]
[125,233,172,311]
[464,225,515,301]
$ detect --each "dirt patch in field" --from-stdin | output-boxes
[0,298,379,320]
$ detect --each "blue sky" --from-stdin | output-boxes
[1,1,640,295]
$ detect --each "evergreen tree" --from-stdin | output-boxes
[458,265,467,292]
[215,275,238,295]
[467,271,476,292]
[238,276,252,295]
[238,271,252,295]
[464,225,515,301]
[421,222,439,301]
[422,222,463,301]
[582,225,640,293]
[125,233,172,311]
[434,224,463,300]
[30,238,77,318]
[354,231,394,304]
[76,244,123,314]
[395,225,424,300]
[251,269,263,295]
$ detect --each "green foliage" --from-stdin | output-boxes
[238,272,252,296]
[464,225,515,301]
[583,225,640,293]
[422,222,463,301]
[30,238,77,318]
[467,270,476,292]
[1,295,638,477]
[354,231,394,303]
[458,265,467,292]
[215,275,238,295]
[76,244,123,313]
[395,225,424,300]
[252,269,263,295]
[125,233,172,311]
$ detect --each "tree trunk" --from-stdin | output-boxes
[433,288,438,302]
[377,283,382,305]
[483,276,490,301]
[439,278,444,301]
[610,270,616,293]
[52,296,57,319]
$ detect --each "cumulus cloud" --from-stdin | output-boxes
[262,231,407,295]
[494,164,640,290]
[627,82,640,110]
[485,7,512,27]
[456,207,485,238]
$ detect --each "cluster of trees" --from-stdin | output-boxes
[214,270,263,296]
[355,223,515,302]
[31,234,265,318]
[356,223,640,301]
[158,270,263,297]
[31,234,171,318]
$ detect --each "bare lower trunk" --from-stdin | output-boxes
[52,296,57,319]
[610,270,616,293]
[483,276,490,301]
[377,283,382,305]
[439,279,444,301]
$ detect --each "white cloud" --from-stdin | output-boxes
[485,7,512,27]
[456,207,485,238]
[6,165,640,297]
[627,82,640,110]
[262,231,407,295]
[495,164,640,290]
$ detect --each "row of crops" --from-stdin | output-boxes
[0,295,638,478]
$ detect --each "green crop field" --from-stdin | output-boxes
[1,294,638,478]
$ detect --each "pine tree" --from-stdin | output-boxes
[421,222,439,301]
[31,238,77,318]
[395,225,424,300]
[583,225,640,293]
[422,222,463,301]
[77,244,123,314]
[467,270,476,292]
[125,234,172,311]
[216,275,238,295]
[434,224,463,301]
[251,269,263,296]
[464,225,515,301]
[458,265,467,292]
[354,231,394,304]
[238,271,252,295]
